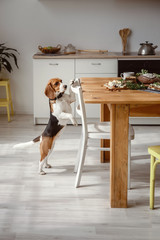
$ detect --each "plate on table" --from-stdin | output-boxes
[147,83,160,92]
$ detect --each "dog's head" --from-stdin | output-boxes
[44,78,67,99]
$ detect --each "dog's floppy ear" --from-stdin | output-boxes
[44,83,56,99]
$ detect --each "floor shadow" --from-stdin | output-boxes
[131,154,150,160]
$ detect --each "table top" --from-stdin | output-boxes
[80,77,160,105]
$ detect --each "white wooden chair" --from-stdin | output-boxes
[71,80,135,188]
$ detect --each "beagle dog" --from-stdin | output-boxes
[14,78,77,175]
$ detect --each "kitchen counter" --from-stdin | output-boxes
[33,51,160,59]
[33,51,160,125]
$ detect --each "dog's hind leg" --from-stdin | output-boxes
[45,148,53,168]
[45,158,52,168]
[39,157,47,175]
[45,138,56,168]
[39,136,55,175]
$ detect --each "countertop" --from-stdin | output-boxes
[33,51,160,59]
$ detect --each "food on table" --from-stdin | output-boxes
[148,82,160,91]
[105,70,160,91]
[137,69,160,84]
[104,80,126,90]
[104,79,146,91]
[123,76,136,81]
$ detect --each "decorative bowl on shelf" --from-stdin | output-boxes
[38,45,61,54]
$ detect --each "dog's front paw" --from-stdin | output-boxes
[72,119,78,126]
[70,79,75,85]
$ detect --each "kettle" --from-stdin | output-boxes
[63,44,76,54]
[138,41,158,55]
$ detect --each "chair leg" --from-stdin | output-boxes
[74,134,83,173]
[10,102,14,115]
[75,137,87,188]
[128,139,131,190]
[150,155,155,209]
[6,104,11,122]
[8,84,14,115]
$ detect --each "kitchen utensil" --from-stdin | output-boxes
[78,49,108,54]
[63,44,76,54]
[138,41,158,55]
[38,45,61,54]
[119,28,131,54]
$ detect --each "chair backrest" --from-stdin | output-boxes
[71,79,88,136]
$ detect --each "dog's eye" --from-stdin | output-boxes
[54,82,59,86]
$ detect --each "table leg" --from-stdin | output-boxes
[110,104,129,208]
[100,104,110,163]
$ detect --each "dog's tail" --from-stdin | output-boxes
[13,136,41,149]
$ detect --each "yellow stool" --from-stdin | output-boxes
[148,145,160,209]
[0,79,14,122]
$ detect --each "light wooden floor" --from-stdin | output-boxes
[0,114,160,240]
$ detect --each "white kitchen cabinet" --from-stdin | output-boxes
[75,59,117,119]
[76,59,117,74]
[33,59,74,124]
[33,57,117,124]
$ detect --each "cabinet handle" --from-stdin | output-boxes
[91,63,101,65]
[49,63,59,66]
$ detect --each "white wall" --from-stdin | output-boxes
[0,0,160,114]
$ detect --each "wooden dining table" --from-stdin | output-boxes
[80,77,160,208]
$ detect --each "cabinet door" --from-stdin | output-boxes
[75,73,117,120]
[76,59,117,74]
[33,59,74,123]
[75,59,117,119]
